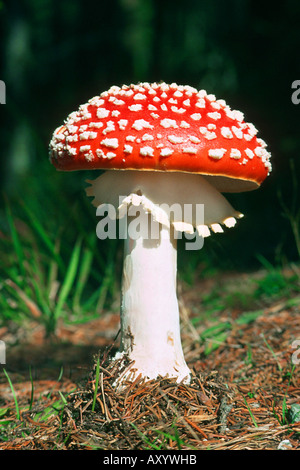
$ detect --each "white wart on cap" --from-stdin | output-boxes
[50,82,271,193]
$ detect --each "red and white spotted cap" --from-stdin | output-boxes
[49,82,271,192]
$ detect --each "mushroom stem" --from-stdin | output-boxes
[116,210,191,383]
[85,169,243,386]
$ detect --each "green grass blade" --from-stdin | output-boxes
[200,322,231,339]
[261,333,283,371]
[5,198,26,280]
[72,245,94,310]
[200,322,231,355]
[130,422,162,450]
[57,366,64,382]
[54,238,82,320]
[3,369,20,420]
[204,331,229,355]
[29,366,34,411]
[30,276,52,318]
[0,407,10,418]
[46,238,60,294]
[21,202,65,273]
[4,279,43,321]
[58,391,67,406]
[95,259,115,311]
[92,356,100,412]
[236,310,263,325]
[243,395,258,428]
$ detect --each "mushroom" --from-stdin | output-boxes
[49,82,271,385]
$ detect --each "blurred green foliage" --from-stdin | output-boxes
[1,0,300,275]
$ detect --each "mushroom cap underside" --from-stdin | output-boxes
[86,170,243,236]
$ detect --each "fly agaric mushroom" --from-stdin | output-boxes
[49,82,271,384]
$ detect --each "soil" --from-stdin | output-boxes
[0,270,300,450]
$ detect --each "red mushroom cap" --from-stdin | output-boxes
[49,82,271,192]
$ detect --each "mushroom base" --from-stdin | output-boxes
[115,218,191,386]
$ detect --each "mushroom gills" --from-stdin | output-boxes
[86,170,243,237]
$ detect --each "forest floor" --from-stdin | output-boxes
[0,267,300,451]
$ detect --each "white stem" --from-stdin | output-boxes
[117,211,191,383]
[85,170,243,385]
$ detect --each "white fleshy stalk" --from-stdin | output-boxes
[115,211,191,383]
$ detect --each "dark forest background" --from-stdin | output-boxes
[1,0,300,273]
